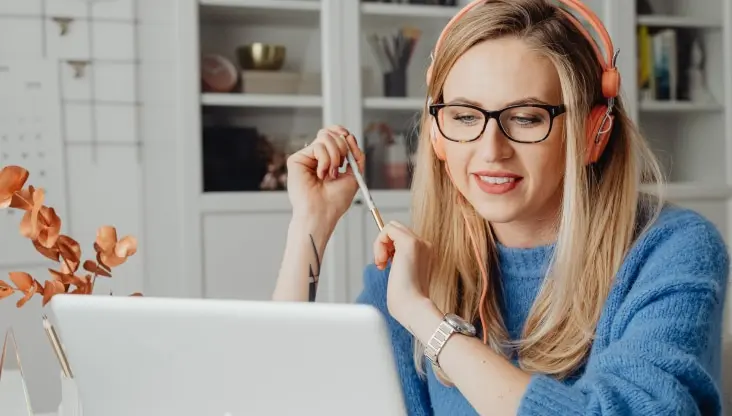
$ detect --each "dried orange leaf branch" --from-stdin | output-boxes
[0,165,142,307]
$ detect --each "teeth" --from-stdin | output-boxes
[479,176,515,184]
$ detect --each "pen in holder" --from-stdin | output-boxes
[42,316,83,416]
[366,27,422,98]
[43,315,73,379]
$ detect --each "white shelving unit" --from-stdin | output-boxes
[175,0,732,305]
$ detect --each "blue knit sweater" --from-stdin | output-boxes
[356,205,729,415]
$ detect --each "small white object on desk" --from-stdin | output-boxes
[57,371,82,416]
[0,369,33,415]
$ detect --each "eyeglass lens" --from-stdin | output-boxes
[439,105,553,143]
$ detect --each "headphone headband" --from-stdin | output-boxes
[427,0,620,99]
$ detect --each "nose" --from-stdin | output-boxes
[478,118,513,162]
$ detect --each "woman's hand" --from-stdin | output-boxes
[286,125,365,227]
[373,221,433,326]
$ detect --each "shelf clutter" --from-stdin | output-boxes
[178,0,732,312]
[630,0,728,192]
[191,0,732,199]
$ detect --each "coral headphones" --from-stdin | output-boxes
[423,0,621,347]
[427,0,621,166]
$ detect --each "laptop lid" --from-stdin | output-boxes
[47,295,408,416]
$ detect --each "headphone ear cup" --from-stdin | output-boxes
[585,105,614,164]
[430,120,446,161]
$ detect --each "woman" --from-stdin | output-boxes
[273,0,729,414]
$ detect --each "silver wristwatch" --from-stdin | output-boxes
[424,313,477,369]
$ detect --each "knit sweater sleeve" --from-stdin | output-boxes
[518,214,730,415]
[356,263,433,416]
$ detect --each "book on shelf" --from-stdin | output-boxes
[637,25,699,104]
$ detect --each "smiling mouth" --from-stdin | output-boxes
[473,174,523,195]
[477,176,517,185]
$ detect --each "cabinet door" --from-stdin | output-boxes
[202,212,292,301]
[202,208,340,303]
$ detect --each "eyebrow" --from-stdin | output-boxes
[446,96,553,107]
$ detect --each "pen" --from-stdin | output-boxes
[42,315,73,378]
[342,135,385,230]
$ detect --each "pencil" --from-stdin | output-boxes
[42,315,73,379]
[341,135,385,230]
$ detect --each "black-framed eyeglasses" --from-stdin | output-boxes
[428,103,566,144]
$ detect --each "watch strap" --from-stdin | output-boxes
[424,320,456,367]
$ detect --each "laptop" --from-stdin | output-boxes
[47,295,408,416]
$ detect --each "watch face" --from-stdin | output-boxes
[444,313,476,336]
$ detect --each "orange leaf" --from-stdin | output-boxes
[100,252,127,268]
[96,226,118,253]
[115,236,138,258]
[83,260,111,277]
[96,252,111,270]
[57,235,81,264]
[37,206,61,248]
[9,187,33,210]
[33,279,44,295]
[0,280,11,289]
[0,166,29,208]
[130,292,143,297]
[8,272,33,291]
[19,188,44,239]
[48,269,84,288]
[0,287,14,300]
[42,280,65,306]
[33,239,60,262]
[48,269,64,282]
[16,283,37,308]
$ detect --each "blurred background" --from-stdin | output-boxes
[0,0,730,413]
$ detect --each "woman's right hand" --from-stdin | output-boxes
[286,125,365,228]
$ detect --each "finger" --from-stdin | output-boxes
[373,223,410,269]
[322,132,345,178]
[312,143,330,179]
[389,221,417,237]
[373,228,394,269]
[286,149,317,172]
[331,133,349,165]
[287,127,348,175]
[326,125,350,138]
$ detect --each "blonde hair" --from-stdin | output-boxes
[410,0,665,381]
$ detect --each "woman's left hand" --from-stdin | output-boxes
[373,221,433,326]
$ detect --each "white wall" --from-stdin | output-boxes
[0,0,154,412]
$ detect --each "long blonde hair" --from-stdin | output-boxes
[410,0,665,381]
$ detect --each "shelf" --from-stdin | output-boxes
[201,93,322,108]
[361,2,459,27]
[639,100,723,113]
[637,15,722,29]
[201,191,291,214]
[199,0,320,25]
[361,3,459,19]
[200,190,414,214]
[364,97,424,111]
[199,183,731,215]
[642,183,732,200]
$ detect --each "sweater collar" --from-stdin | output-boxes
[495,241,554,280]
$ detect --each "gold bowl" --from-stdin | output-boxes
[237,43,286,71]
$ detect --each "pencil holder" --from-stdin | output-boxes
[383,69,407,97]
[58,371,83,416]
[0,328,33,415]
